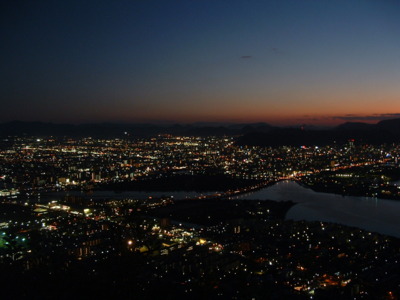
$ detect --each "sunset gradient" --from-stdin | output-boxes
[1,0,400,126]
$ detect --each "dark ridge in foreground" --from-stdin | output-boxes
[150,199,296,225]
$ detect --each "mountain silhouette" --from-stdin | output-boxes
[1,119,400,145]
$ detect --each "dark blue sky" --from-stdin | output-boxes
[1,0,400,125]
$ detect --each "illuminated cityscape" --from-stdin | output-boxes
[1,134,400,298]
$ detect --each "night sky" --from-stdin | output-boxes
[1,0,400,125]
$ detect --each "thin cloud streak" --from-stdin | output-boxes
[271,47,284,55]
[333,113,400,121]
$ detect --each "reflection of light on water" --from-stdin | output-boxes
[239,180,400,238]
[361,197,379,208]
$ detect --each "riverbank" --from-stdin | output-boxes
[296,178,400,201]
[238,180,400,238]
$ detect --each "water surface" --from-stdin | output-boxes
[239,180,400,238]
[41,190,218,201]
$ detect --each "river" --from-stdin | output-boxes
[39,181,400,238]
[237,180,400,238]
[40,190,218,202]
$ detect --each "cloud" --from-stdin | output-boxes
[240,56,252,59]
[333,113,400,121]
[271,47,284,55]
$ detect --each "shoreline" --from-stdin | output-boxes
[295,179,400,202]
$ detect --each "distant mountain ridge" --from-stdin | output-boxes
[0,121,273,138]
[1,119,400,145]
[335,122,375,131]
[237,118,400,146]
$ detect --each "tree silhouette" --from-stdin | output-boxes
[3,233,24,261]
